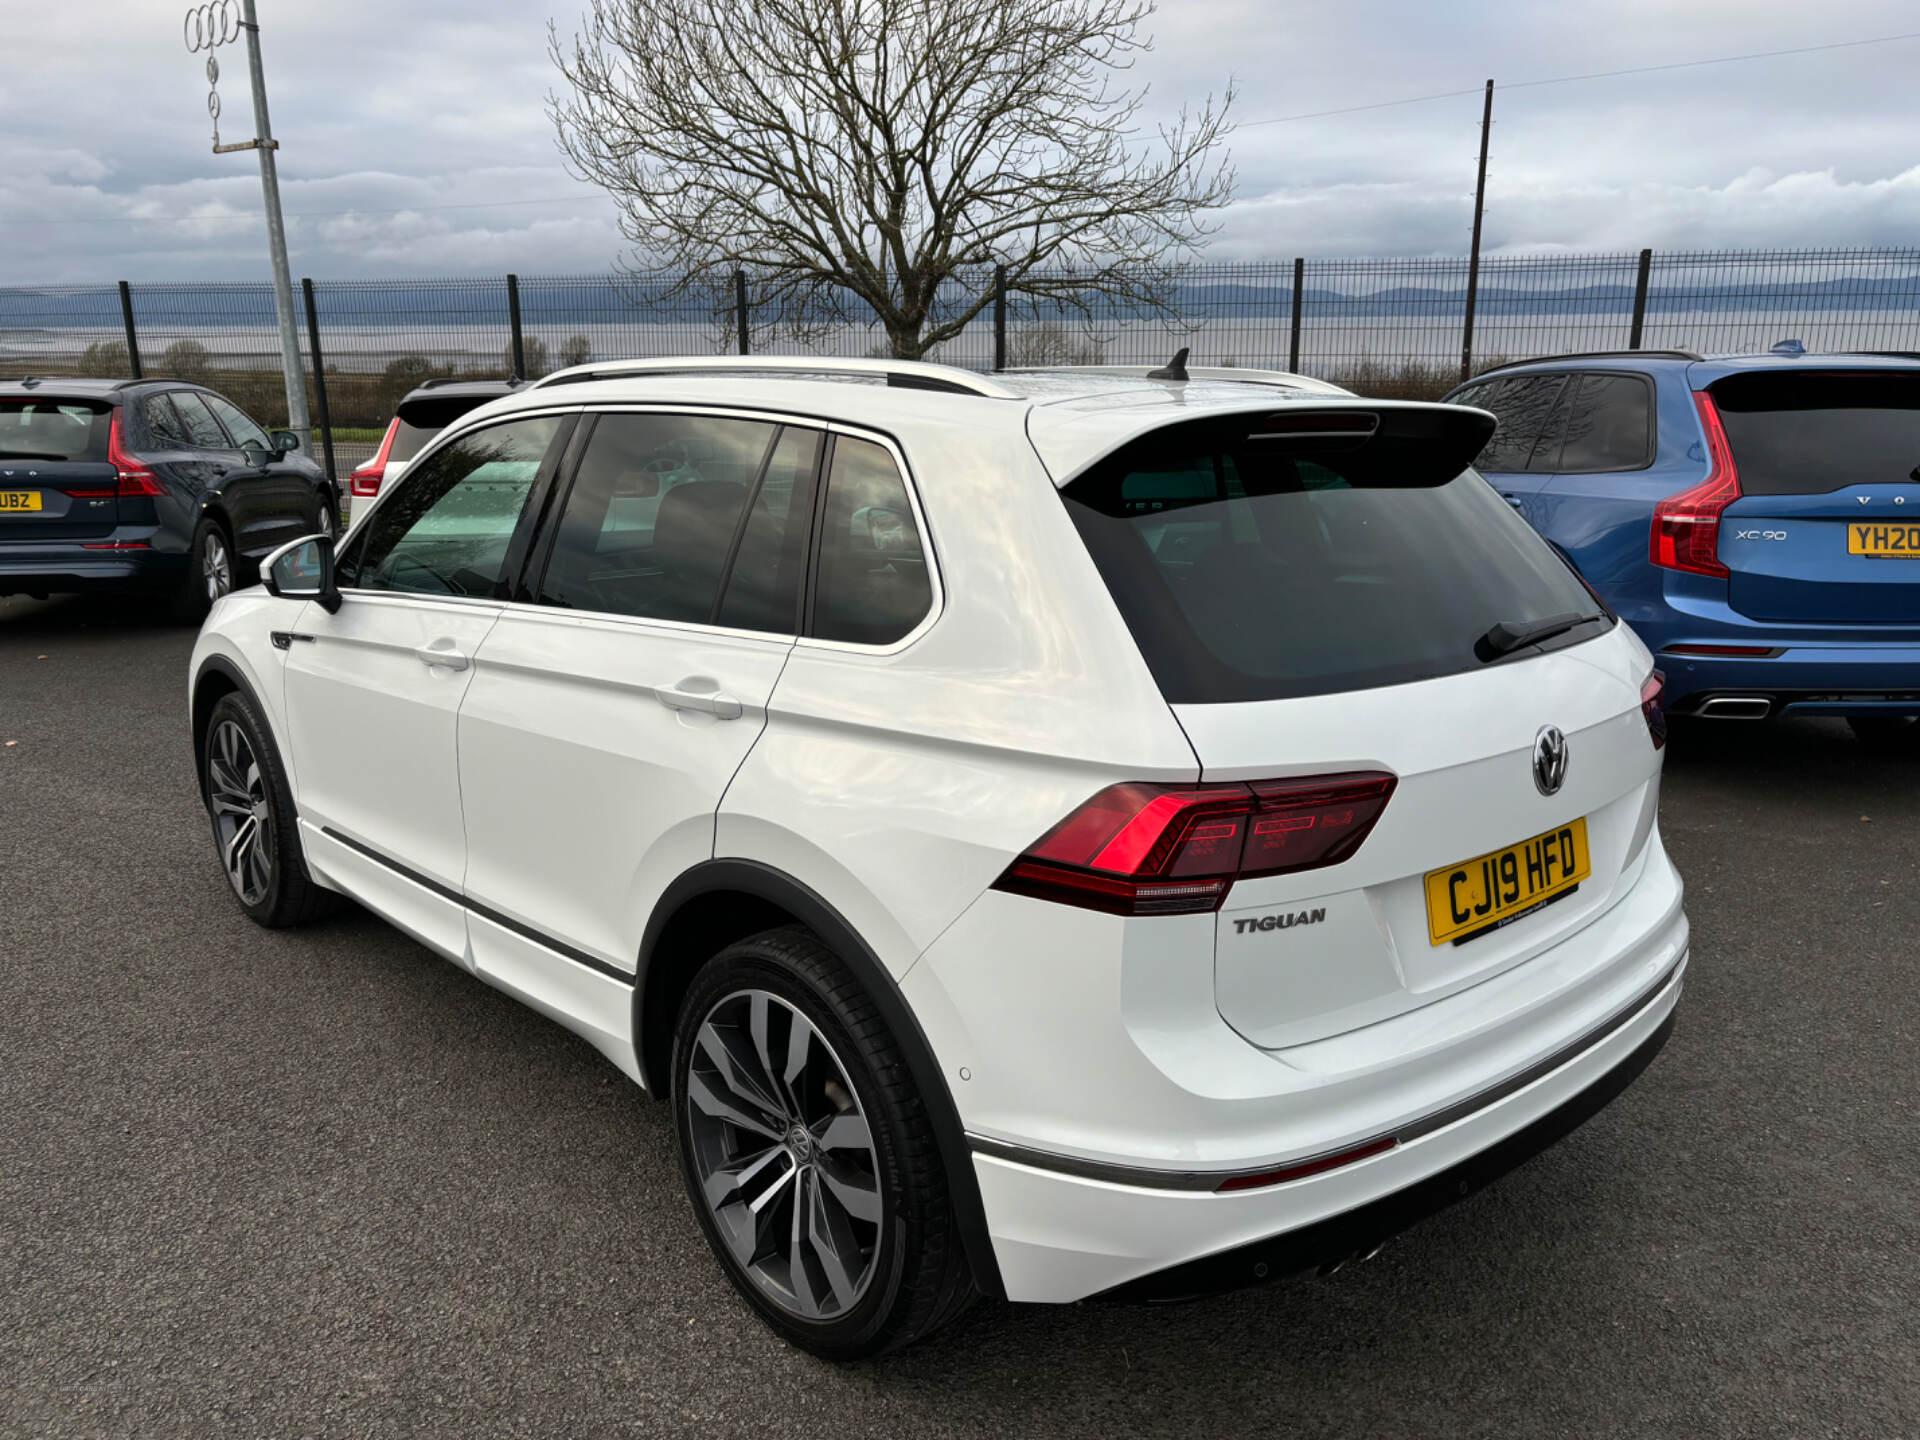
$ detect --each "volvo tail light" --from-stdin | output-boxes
[1641,670,1668,750]
[1650,392,1740,578]
[351,418,400,498]
[992,772,1397,916]
[108,409,166,497]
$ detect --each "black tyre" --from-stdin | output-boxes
[1847,715,1918,753]
[201,691,336,928]
[173,516,234,624]
[671,926,975,1360]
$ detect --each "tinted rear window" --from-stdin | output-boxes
[387,419,439,463]
[0,398,112,461]
[1713,370,1920,495]
[1062,428,1605,703]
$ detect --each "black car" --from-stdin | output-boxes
[0,377,338,620]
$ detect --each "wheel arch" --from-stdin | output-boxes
[190,652,264,796]
[635,858,1006,1301]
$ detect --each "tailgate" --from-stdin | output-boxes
[1180,632,1661,1049]
[1711,369,1920,625]
[0,398,120,540]
[0,460,120,540]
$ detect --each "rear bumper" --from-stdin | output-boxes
[1654,643,1920,717]
[971,957,1683,1304]
[1099,997,1677,1301]
[1638,597,1920,714]
[0,538,185,594]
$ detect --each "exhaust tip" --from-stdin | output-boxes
[1697,696,1773,720]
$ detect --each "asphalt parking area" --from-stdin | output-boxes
[2,593,1915,1438]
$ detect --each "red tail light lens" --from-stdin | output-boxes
[1650,392,1740,578]
[1641,670,1668,750]
[993,772,1397,916]
[107,408,166,497]
[350,418,400,497]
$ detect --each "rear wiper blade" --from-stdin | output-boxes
[1476,611,1601,660]
[0,451,73,462]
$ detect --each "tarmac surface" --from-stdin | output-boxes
[1,592,1914,1437]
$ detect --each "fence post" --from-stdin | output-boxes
[1460,79,1495,382]
[734,270,750,356]
[117,281,143,380]
[1628,248,1653,350]
[1288,258,1305,372]
[992,264,1008,372]
[301,278,337,484]
[507,273,526,380]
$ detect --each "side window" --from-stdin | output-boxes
[202,394,271,451]
[538,413,774,623]
[1554,374,1654,472]
[338,415,561,597]
[715,426,823,634]
[810,436,932,646]
[143,394,195,449]
[169,391,233,451]
[1470,375,1568,473]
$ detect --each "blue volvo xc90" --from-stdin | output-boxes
[1447,346,1920,748]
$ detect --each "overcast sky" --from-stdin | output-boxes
[6,0,1919,283]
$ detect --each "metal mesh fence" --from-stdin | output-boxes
[7,248,1920,475]
[1641,248,1920,356]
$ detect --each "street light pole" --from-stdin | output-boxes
[187,0,310,453]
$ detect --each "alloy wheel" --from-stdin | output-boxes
[316,503,334,540]
[203,530,232,602]
[683,989,885,1321]
[207,719,272,905]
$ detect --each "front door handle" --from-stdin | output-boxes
[1501,493,1526,509]
[658,676,744,720]
[414,641,471,672]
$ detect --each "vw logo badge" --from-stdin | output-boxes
[1533,725,1569,797]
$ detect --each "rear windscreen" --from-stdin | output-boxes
[386,419,439,464]
[1713,371,1920,495]
[1061,427,1606,703]
[0,398,112,461]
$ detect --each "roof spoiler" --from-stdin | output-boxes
[1072,404,1498,494]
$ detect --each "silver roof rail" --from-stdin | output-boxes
[1001,364,1353,395]
[530,355,1021,399]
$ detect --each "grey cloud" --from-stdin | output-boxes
[5,0,1920,280]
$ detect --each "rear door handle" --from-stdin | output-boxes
[1501,493,1526,509]
[658,677,744,720]
[414,641,471,672]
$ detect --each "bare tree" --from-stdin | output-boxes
[550,0,1234,359]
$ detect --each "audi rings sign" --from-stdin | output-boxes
[183,0,241,52]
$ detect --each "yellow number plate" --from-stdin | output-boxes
[1848,522,1920,559]
[1424,817,1591,946]
[0,491,44,512]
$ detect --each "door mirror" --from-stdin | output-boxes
[241,445,273,469]
[270,429,300,454]
[263,533,342,614]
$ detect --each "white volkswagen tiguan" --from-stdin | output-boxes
[189,355,1687,1359]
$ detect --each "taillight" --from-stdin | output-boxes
[992,772,1397,916]
[1650,392,1740,578]
[108,409,166,497]
[1641,670,1668,750]
[350,418,399,497]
